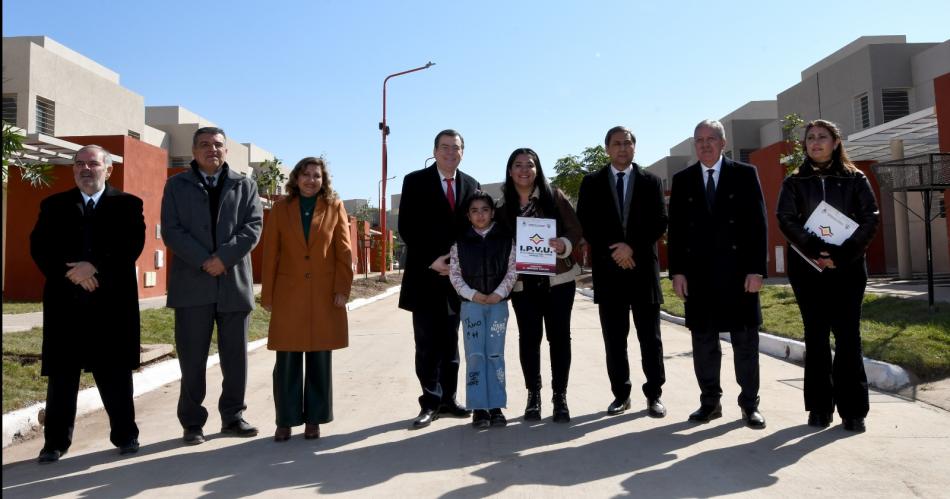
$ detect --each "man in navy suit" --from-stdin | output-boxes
[577,126,669,419]
[398,129,480,428]
[668,119,768,429]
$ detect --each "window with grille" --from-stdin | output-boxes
[881,88,910,123]
[128,130,141,140]
[170,156,190,168]
[2,95,17,125]
[854,93,870,130]
[35,96,55,135]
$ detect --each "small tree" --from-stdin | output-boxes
[253,157,287,197]
[551,145,608,202]
[779,113,806,175]
[2,123,53,187]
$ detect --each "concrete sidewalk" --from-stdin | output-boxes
[3,292,948,497]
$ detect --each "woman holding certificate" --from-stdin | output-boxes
[496,148,583,423]
[776,120,880,433]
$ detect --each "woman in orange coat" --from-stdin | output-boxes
[261,156,353,441]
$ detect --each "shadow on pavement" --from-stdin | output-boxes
[1,413,849,497]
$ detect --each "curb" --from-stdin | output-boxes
[575,288,912,393]
[2,286,402,448]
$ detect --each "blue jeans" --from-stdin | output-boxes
[461,301,509,409]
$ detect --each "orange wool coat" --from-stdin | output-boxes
[261,195,353,351]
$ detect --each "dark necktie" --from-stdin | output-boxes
[445,178,455,211]
[616,171,625,215]
[84,198,95,217]
[705,169,716,210]
[206,175,216,188]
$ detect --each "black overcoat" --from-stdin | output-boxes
[30,185,145,375]
[576,163,668,305]
[397,164,480,313]
[667,158,768,331]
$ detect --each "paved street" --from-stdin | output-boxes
[3,292,949,497]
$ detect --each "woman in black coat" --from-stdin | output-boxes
[495,148,583,423]
[776,119,880,433]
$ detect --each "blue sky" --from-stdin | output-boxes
[3,1,948,204]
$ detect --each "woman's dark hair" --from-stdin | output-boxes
[802,119,858,173]
[284,156,338,201]
[463,190,495,214]
[500,148,557,231]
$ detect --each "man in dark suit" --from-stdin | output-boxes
[668,119,768,429]
[161,127,263,444]
[30,145,145,463]
[576,126,668,418]
[398,129,480,428]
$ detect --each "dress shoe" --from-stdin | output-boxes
[688,403,723,423]
[606,397,631,416]
[843,418,866,433]
[439,400,472,418]
[489,408,507,428]
[472,410,490,429]
[304,423,321,439]
[808,411,832,428]
[742,408,767,429]
[552,392,570,423]
[524,391,542,421]
[412,408,438,429]
[119,439,140,455]
[274,426,291,442]
[37,448,64,464]
[221,418,259,437]
[647,398,667,418]
[183,426,205,445]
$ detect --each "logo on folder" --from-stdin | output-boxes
[529,234,544,245]
[819,225,833,238]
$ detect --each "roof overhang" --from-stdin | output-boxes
[10,128,124,165]
[846,107,939,162]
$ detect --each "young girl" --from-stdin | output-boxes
[449,191,517,429]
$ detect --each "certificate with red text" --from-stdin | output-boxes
[515,217,556,275]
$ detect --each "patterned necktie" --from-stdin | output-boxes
[445,177,455,211]
[206,175,216,188]
[706,169,716,210]
[616,171,625,214]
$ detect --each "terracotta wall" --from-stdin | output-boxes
[935,72,950,260]
[5,135,169,300]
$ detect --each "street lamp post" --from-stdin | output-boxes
[379,61,434,281]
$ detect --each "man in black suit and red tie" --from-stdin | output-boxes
[576,126,669,419]
[398,129,480,428]
[30,144,146,463]
[668,119,768,429]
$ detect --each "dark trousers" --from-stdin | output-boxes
[273,351,332,426]
[174,305,250,429]
[690,326,760,410]
[43,369,138,451]
[413,309,461,411]
[511,280,575,393]
[792,274,869,419]
[597,301,665,401]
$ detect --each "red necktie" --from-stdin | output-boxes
[445,178,455,210]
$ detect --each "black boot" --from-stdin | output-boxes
[552,392,570,423]
[524,391,541,421]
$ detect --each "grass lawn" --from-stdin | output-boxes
[2,275,404,414]
[2,300,43,314]
[659,279,950,382]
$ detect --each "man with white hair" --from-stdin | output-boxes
[668,120,768,429]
